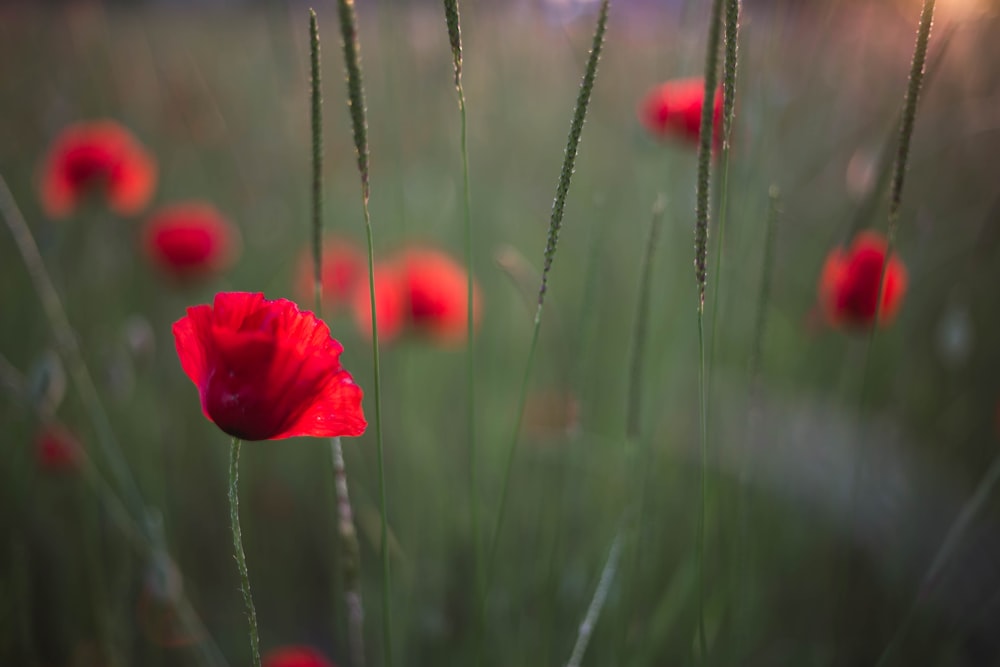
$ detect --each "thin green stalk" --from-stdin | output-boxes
[441,0,483,657]
[706,0,740,371]
[334,2,392,664]
[484,0,609,601]
[332,436,366,667]
[0,352,229,667]
[734,186,779,657]
[875,455,1000,666]
[566,532,624,667]
[627,195,666,441]
[616,195,666,664]
[0,175,147,529]
[693,0,726,659]
[228,437,261,667]
[840,3,936,658]
[310,8,324,314]
[310,13,366,666]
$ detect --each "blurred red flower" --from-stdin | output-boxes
[263,646,336,667]
[39,120,157,219]
[400,246,481,345]
[352,262,406,343]
[35,423,83,472]
[142,202,239,281]
[637,78,723,147]
[295,237,365,313]
[172,292,366,441]
[818,230,908,329]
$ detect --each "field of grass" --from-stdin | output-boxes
[2,1,1000,666]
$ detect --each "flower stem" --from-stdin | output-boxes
[228,437,261,667]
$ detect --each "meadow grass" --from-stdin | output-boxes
[1,2,999,667]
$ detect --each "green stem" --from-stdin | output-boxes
[485,0,609,604]
[442,0,484,656]
[0,175,147,529]
[228,437,261,667]
[309,8,324,315]
[693,0,726,659]
[875,455,1000,666]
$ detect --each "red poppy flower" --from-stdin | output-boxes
[351,263,406,343]
[142,202,239,281]
[400,247,481,345]
[295,237,365,313]
[818,230,908,329]
[263,646,336,667]
[35,423,83,472]
[39,120,157,219]
[172,292,366,441]
[637,78,723,147]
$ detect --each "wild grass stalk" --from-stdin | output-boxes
[734,186,779,657]
[440,1,483,656]
[333,2,392,664]
[707,0,740,377]
[565,532,624,667]
[0,350,228,667]
[228,437,261,667]
[874,454,1000,666]
[616,195,666,663]
[484,0,609,602]
[0,175,148,532]
[627,195,666,442]
[692,0,726,658]
[840,0,935,659]
[309,12,366,667]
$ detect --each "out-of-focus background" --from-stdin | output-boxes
[2,0,1000,665]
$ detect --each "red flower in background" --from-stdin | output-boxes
[400,247,481,345]
[638,78,723,147]
[818,230,908,329]
[172,292,366,441]
[295,237,364,313]
[40,120,157,219]
[263,646,336,667]
[35,423,83,472]
[352,263,406,343]
[142,202,239,280]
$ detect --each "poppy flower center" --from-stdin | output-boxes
[155,227,217,267]
[64,144,120,189]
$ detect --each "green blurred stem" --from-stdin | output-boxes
[875,455,1000,666]
[334,0,392,661]
[485,0,608,608]
[693,0,726,658]
[566,532,623,667]
[309,8,324,315]
[0,175,147,530]
[442,0,485,656]
[228,437,261,667]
